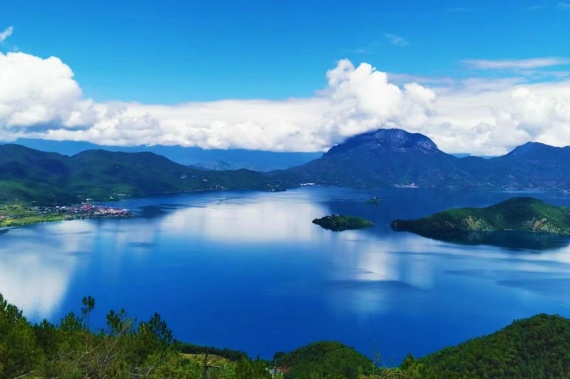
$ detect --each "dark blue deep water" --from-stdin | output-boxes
[2,187,570,365]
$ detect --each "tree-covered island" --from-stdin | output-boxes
[391,197,570,237]
[312,214,374,231]
[0,203,131,228]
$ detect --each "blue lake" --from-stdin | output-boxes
[2,187,570,365]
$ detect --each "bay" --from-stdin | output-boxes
[2,187,570,365]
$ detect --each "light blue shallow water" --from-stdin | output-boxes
[2,187,570,364]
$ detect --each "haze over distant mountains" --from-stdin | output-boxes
[13,139,321,172]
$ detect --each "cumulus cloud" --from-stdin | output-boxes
[0,53,434,152]
[0,26,13,43]
[429,80,570,155]
[316,60,434,146]
[1,50,570,156]
[463,57,570,70]
[0,52,93,129]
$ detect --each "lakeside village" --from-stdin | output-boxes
[0,202,132,228]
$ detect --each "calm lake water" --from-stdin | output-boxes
[2,187,570,364]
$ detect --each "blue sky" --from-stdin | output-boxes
[3,0,568,102]
[0,0,569,154]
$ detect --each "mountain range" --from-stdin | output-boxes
[0,144,286,204]
[13,138,321,171]
[282,128,570,190]
[2,128,570,204]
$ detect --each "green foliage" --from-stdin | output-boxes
[392,197,570,239]
[275,341,373,379]
[178,342,249,361]
[5,290,570,379]
[235,358,271,379]
[312,215,374,232]
[406,314,570,379]
[0,293,276,379]
[0,293,44,378]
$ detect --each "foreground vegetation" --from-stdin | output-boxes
[2,292,570,378]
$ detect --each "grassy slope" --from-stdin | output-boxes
[392,197,570,235]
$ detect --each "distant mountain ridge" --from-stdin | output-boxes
[3,128,570,205]
[0,144,285,204]
[12,138,321,171]
[283,128,570,190]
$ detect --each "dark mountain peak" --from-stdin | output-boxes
[507,142,552,157]
[326,128,439,156]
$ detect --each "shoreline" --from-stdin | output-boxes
[0,203,132,228]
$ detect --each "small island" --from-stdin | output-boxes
[391,197,570,236]
[313,214,374,232]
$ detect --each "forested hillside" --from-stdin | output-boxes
[0,144,286,204]
[2,292,570,379]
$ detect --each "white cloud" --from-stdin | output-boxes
[463,57,570,70]
[1,50,570,157]
[428,80,570,155]
[383,33,409,47]
[0,26,13,43]
[557,2,570,9]
[315,60,435,146]
[0,52,92,129]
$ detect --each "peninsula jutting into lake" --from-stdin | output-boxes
[391,197,570,237]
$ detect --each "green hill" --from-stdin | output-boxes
[401,313,570,379]
[274,341,373,378]
[391,197,570,237]
[0,144,287,205]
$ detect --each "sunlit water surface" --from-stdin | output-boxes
[2,187,570,364]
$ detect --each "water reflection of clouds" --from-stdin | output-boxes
[318,232,438,315]
[0,220,95,319]
[0,254,72,319]
[157,197,328,243]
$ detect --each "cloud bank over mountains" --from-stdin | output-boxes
[1,49,569,156]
